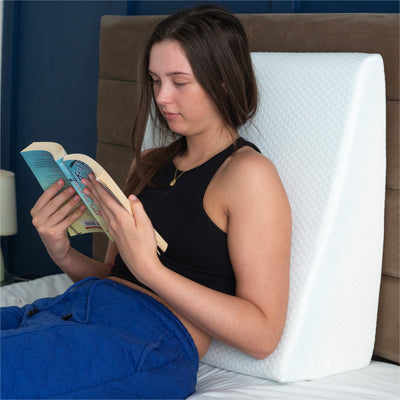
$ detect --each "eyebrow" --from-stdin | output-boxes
[148,70,192,77]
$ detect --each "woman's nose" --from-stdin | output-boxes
[155,83,172,106]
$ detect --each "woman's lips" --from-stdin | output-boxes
[164,112,180,120]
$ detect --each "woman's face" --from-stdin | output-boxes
[148,40,225,139]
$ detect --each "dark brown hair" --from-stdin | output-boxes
[125,5,257,195]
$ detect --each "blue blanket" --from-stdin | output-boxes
[1,278,198,399]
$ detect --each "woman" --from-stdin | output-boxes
[1,6,291,399]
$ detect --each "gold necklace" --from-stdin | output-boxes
[169,157,206,187]
[170,168,186,186]
[169,144,232,187]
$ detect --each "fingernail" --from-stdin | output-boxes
[68,187,75,194]
[129,194,137,201]
[73,194,80,201]
[58,179,64,186]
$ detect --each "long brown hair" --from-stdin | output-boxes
[125,5,258,195]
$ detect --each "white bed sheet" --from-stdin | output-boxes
[191,361,399,400]
[1,274,399,399]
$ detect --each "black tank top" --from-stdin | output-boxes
[110,137,260,295]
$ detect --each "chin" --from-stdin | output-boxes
[167,122,189,136]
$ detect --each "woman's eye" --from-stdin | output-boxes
[174,82,187,87]
[149,76,160,85]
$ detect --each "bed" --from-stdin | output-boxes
[2,12,399,399]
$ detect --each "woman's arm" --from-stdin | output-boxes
[84,151,291,359]
[133,153,290,358]
[31,179,114,282]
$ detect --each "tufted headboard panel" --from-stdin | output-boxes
[95,13,399,364]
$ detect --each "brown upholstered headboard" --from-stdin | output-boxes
[95,13,399,364]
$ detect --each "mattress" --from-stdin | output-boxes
[1,274,399,399]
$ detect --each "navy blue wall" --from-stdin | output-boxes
[2,0,398,277]
[2,0,129,277]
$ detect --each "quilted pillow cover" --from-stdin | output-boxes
[143,52,386,382]
[201,52,386,382]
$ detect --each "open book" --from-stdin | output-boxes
[21,142,168,253]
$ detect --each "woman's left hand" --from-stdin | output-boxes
[81,174,160,281]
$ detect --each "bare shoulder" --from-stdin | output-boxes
[212,145,291,231]
[222,145,287,198]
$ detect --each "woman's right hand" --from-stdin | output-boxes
[30,179,85,265]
